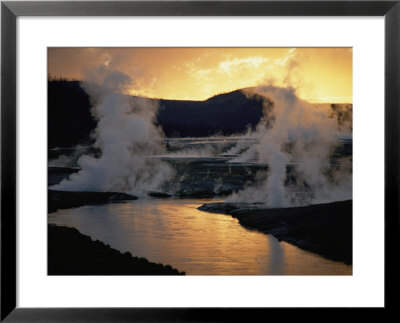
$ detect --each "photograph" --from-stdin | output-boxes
[2,0,397,319]
[47,47,353,276]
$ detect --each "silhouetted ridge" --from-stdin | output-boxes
[48,81,265,147]
[48,80,352,148]
[157,89,265,137]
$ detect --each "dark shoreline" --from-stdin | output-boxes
[48,189,184,275]
[48,187,351,273]
[48,189,137,213]
[48,224,184,275]
[199,200,352,265]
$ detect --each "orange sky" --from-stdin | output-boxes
[48,48,352,103]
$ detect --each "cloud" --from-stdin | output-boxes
[48,48,352,102]
[218,56,269,76]
[274,48,296,67]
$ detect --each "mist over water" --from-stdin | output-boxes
[52,66,174,196]
[51,69,351,206]
[226,86,352,207]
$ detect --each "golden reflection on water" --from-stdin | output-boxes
[49,199,352,275]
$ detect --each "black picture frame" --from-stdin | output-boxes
[1,0,399,321]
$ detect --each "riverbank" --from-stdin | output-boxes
[48,224,185,275]
[48,189,137,213]
[199,200,352,265]
[48,189,184,275]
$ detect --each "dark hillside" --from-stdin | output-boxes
[157,90,265,137]
[48,81,265,148]
[48,81,352,148]
[48,80,96,148]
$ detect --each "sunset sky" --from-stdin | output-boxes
[48,48,352,103]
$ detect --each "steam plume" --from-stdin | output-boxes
[52,65,174,196]
[227,85,352,207]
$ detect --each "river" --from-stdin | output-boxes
[48,198,352,275]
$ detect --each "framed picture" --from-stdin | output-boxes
[1,0,398,320]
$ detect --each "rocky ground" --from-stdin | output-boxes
[199,200,352,265]
[48,189,137,213]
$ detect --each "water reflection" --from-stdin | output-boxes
[267,235,284,274]
[49,198,352,275]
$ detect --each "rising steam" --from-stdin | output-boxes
[51,64,351,205]
[51,65,174,196]
[227,85,352,207]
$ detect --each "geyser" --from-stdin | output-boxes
[52,65,174,196]
[227,85,352,207]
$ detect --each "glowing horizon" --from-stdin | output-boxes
[48,48,353,103]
